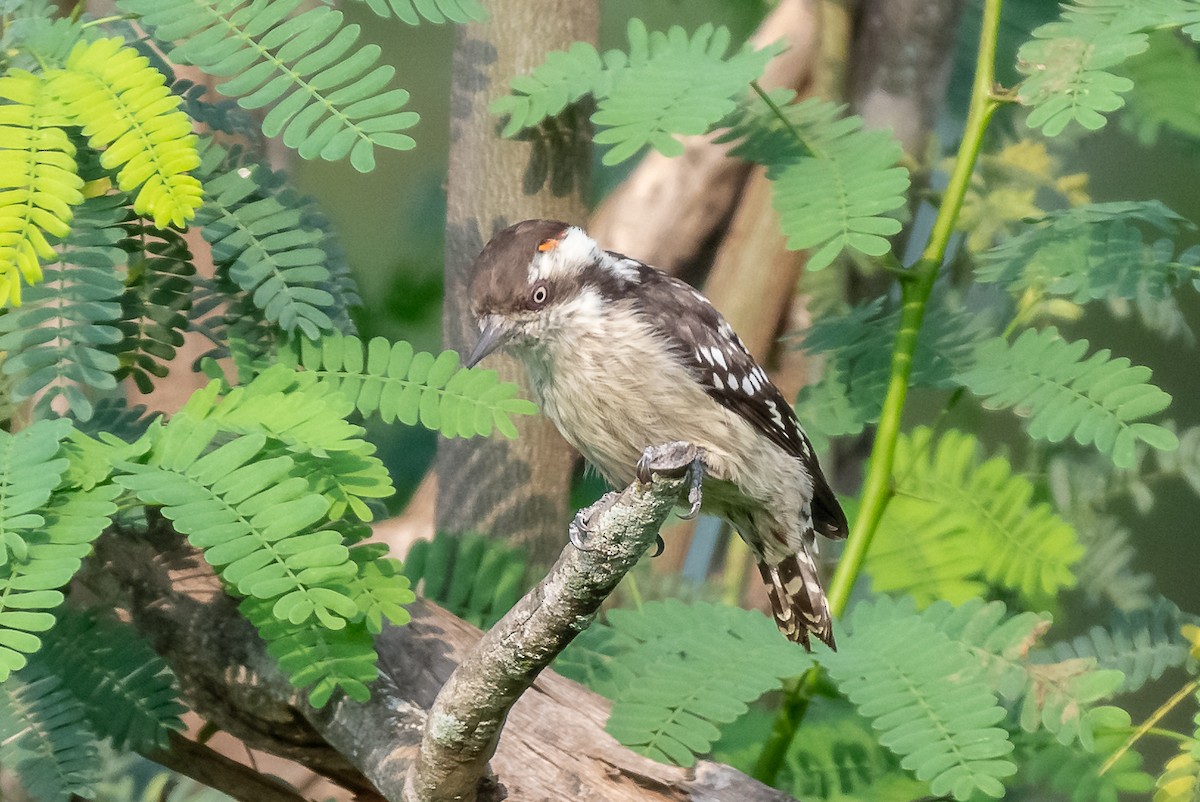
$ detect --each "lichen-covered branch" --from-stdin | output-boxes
[405,443,699,802]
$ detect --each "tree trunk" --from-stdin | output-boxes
[849,0,966,154]
[437,1,596,565]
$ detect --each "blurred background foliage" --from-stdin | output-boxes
[300,0,1200,613]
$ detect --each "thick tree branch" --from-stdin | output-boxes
[406,443,699,802]
[144,732,321,802]
[83,465,793,802]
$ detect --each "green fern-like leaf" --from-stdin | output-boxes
[240,595,378,707]
[1120,30,1200,145]
[0,673,101,801]
[347,544,414,634]
[61,425,146,492]
[865,500,990,606]
[181,366,358,452]
[111,216,197,395]
[1019,708,1154,802]
[956,327,1178,467]
[352,0,487,24]
[194,138,338,339]
[867,427,1082,606]
[494,19,779,166]
[724,95,909,269]
[1039,598,1193,694]
[1075,514,1156,611]
[490,41,620,136]
[0,194,126,421]
[591,21,779,165]
[119,0,419,172]
[31,609,186,751]
[918,597,1123,749]
[286,332,538,439]
[1045,452,1159,610]
[1018,19,1145,136]
[301,202,359,335]
[767,698,931,802]
[0,418,72,566]
[0,483,121,682]
[794,296,987,443]
[1016,1,1200,136]
[8,13,83,74]
[173,366,395,521]
[825,597,1016,800]
[975,201,1198,307]
[403,532,527,628]
[49,38,202,227]
[558,599,812,767]
[0,69,83,307]
[115,421,360,630]
[920,598,1050,699]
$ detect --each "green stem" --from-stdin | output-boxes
[750,81,808,149]
[752,0,1006,785]
[80,14,138,29]
[1101,679,1199,776]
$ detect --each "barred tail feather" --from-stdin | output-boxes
[758,547,835,650]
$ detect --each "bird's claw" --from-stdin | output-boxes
[636,441,699,484]
[635,441,706,519]
[568,491,621,551]
[568,510,591,550]
[651,535,665,558]
[678,457,704,519]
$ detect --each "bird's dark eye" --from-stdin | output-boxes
[529,282,550,308]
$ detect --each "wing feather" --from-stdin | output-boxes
[611,256,847,539]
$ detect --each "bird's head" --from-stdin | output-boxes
[465,219,612,367]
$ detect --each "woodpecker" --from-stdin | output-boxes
[464,220,847,649]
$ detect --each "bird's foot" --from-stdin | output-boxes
[636,441,705,520]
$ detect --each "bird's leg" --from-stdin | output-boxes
[569,491,621,550]
[634,442,706,555]
[636,441,705,519]
[677,453,705,520]
[570,443,705,556]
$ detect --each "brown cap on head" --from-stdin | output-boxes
[468,219,570,317]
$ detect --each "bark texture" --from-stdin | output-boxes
[849,0,966,152]
[438,0,597,564]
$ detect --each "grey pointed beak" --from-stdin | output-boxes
[464,317,514,368]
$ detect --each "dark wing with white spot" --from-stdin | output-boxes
[620,260,848,540]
